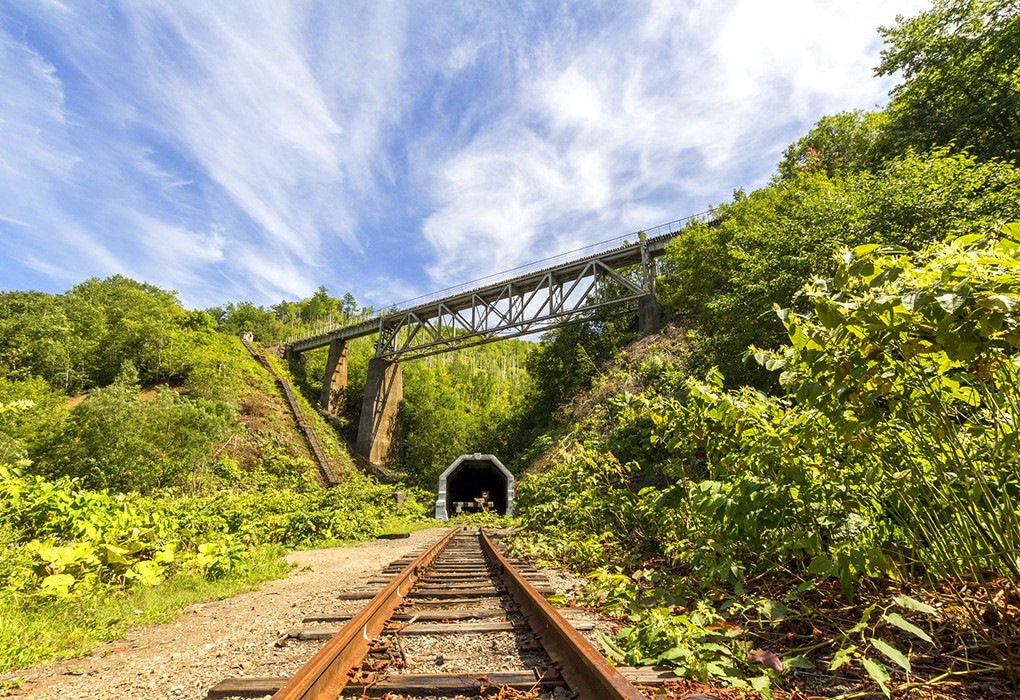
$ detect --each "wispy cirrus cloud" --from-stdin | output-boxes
[418,0,927,285]
[1,2,409,306]
[1,1,927,310]
[0,27,123,285]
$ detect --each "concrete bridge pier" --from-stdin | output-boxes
[638,294,661,332]
[319,339,348,417]
[638,232,661,332]
[355,357,402,464]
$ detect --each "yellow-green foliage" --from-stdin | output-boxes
[0,462,429,672]
[0,464,429,599]
[513,227,1020,691]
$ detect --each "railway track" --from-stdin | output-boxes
[207,527,675,698]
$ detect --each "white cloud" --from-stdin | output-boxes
[0,33,76,201]
[0,30,127,284]
[122,3,369,256]
[1,2,411,304]
[1,0,931,309]
[231,246,319,303]
[417,0,929,288]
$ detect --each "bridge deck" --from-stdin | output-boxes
[287,230,677,355]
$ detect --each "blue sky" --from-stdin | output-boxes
[1,0,927,310]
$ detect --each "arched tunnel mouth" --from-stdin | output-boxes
[445,460,509,516]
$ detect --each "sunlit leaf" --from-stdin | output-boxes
[882,612,933,644]
[784,655,816,670]
[935,292,965,313]
[871,637,910,672]
[40,573,75,596]
[828,645,856,671]
[893,594,937,616]
[862,658,891,697]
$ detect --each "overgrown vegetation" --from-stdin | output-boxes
[1,2,1017,696]
[0,278,430,673]
[0,456,425,671]
[508,2,1020,696]
[514,230,1019,693]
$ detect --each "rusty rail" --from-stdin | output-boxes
[270,527,461,699]
[480,529,645,699]
[211,527,649,698]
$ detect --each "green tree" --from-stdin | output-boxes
[877,0,1020,163]
[659,150,1020,387]
[340,292,359,320]
[209,301,283,345]
[63,276,189,387]
[775,110,891,180]
[299,285,340,324]
[0,292,80,390]
[397,341,534,485]
[43,364,234,492]
[0,377,67,463]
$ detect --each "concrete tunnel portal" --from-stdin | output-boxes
[435,454,514,521]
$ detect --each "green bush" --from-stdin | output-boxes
[40,364,235,492]
[513,226,1020,689]
[659,150,1020,388]
[0,463,429,600]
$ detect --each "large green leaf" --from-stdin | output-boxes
[102,543,131,566]
[893,594,937,616]
[40,573,75,596]
[882,612,933,644]
[871,637,911,672]
[808,554,831,575]
[861,657,891,697]
[828,645,856,671]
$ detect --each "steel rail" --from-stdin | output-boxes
[479,529,645,700]
[271,527,460,700]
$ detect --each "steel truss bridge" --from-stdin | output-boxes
[285,215,700,362]
[281,215,703,464]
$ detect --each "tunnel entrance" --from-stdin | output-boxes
[435,454,514,521]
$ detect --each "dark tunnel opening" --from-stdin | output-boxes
[445,461,509,516]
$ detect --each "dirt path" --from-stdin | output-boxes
[6,528,450,699]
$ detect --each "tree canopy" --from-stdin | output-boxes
[877,0,1020,162]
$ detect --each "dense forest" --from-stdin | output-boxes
[1,0,1018,696]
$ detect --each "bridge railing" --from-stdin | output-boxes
[284,212,708,347]
[284,312,376,346]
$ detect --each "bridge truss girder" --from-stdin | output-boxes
[374,258,651,361]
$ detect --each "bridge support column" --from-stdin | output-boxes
[356,357,402,464]
[638,295,661,332]
[319,339,348,417]
[638,232,661,333]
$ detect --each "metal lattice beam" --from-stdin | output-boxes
[285,225,684,359]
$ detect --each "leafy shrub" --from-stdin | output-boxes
[659,150,1020,387]
[0,464,239,597]
[0,464,429,600]
[513,225,1020,689]
[40,364,235,492]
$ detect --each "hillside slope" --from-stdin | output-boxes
[0,281,430,673]
[511,229,1020,697]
